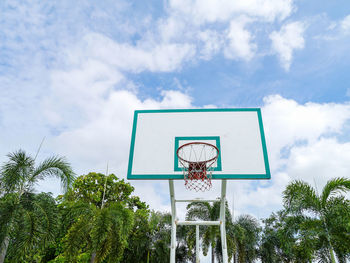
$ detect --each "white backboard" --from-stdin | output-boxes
[127,109,270,180]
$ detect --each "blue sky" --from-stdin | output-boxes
[1,1,350,255]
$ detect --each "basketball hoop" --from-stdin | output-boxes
[176,142,219,191]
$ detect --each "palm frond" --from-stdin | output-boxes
[211,201,221,221]
[0,194,17,244]
[61,200,95,230]
[30,192,59,243]
[107,203,134,262]
[10,209,42,260]
[32,156,75,192]
[0,150,34,193]
[92,209,113,263]
[321,177,350,208]
[4,192,59,261]
[186,202,211,220]
[283,180,320,214]
[108,203,134,238]
[64,216,92,260]
[201,230,211,256]
[325,196,350,216]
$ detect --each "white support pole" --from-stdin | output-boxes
[177,220,221,226]
[169,180,177,263]
[175,199,220,203]
[196,225,200,263]
[168,180,228,263]
[220,179,228,263]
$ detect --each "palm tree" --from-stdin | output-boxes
[186,201,234,263]
[283,177,350,263]
[259,213,282,263]
[231,214,260,263]
[121,208,151,263]
[0,192,59,262]
[63,200,134,263]
[0,149,75,263]
[130,211,193,263]
[147,211,171,263]
[259,211,316,263]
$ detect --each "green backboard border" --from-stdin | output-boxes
[127,108,271,180]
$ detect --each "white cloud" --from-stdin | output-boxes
[224,96,350,218]
[232,172,291,215]
[314,14,350,41]
[270,21,305,70]
[262,95,350,171]
[287,138,350,189]
[51,88,192,174]
[340,14,350,33]
[224,18,256,60]
[169,0,294,24]
[44,59,124,126]
[36,87,193,197]
[65,33,196,73]
[46,88,192,206]
[157,16,188,43]
[157,0,295,65]
[32,23,196,179]
[198,30,223,60]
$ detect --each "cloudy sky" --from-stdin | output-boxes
[1,0,350,258]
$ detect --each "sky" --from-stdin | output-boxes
[1,0,350,261]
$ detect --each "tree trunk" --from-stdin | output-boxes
[211,245,215,263]
[238,244,244,263]
[90,251,96,263]
[0,236,10,263]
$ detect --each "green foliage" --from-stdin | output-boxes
[67,172,145,209]
[148,211,171,262]
[259,178,350,263]
[231,214,261,263]
[259,211,317,263]
[186,201,234,263]
[1,149,350,263]
[0,150,75,195]
[0,192,59,262]
[283,180,320,215]
[0,150,74,263]
[58,172,139,263]
[122,208,151,263]
[283,177,350,262]
[324,196,350,262]
[123,211,193,263]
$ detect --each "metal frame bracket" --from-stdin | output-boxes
[169,180,228,263]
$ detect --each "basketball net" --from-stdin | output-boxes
[177,142,219,192]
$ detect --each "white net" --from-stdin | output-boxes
[177,142,219,191]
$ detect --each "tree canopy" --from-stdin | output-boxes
[0,150,75,263]
[1,150,349,262]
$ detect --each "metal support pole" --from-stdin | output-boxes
[196,225,200,263]
[169,180,177,263]
[175,199,220,203]
[220,179,228,263]
[169,180,228,263]
[177,220,220,226]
